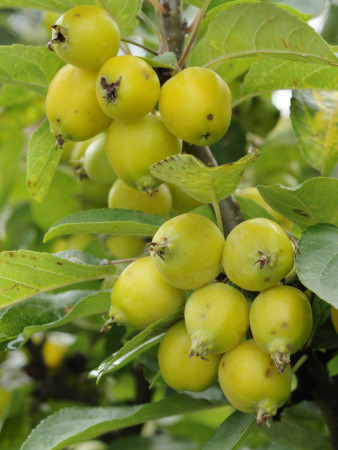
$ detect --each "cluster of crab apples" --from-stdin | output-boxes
[45,5,313,426]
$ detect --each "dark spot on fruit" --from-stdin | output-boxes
[56,261,63,265]
[271,331,276,335]
[142,70,150,79]
[74,13,80,17]
[222,362,225,368]
[265,369,273,378]
[207,114,213,120]
[74,110,78,113]
[206,304,210,308]
[264,277,270,282]
[200,314,206,319]
[281,322,288,329]
[57,118,61,123]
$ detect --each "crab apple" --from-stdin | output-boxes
[109,257,185,330]
[105,114,182,193]
[49,5,120,70]
[149,213,225,290]
[218,339,292,426]
[222,218,294,292]
[96,55,160,120]
[108,178,172,216]
[46,64,111,146]
[158,67,232,146]
[250,285,313,372]
[158,320,221,392]
[185,283,249,358]
[83,133,117,185]
[105,235,145,260]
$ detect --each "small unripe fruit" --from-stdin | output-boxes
[83,133,117,185]
[222,218,294,291]
[218,339,292,426]
[109,257,185,330]
[150,213,225,290]
[108,178,172,216]
[105,235,145,259]
[185,283,249,358]
[96,55,160,120]
[159,67,232,146]
[46,65,111,146]
[250,286,313,371]
[158,320,221,392]
[49,6,120,70]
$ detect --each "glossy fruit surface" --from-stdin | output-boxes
[158,67,232,146]
[49,6,120,70]
[108,178,172,216]
[150,213,225,290]
[222,218,294,291]
[185,283,249,357]
[218,339,291,425]
[250,285,312,372]
[83,133,117,184]
[168,183,203,214]
[109,257,185,330]
[331,306,338,333]
[235,187,293,230]
[46,64,111,145]
[96,55,160,120]
[105,114,182,192]
[105,235,145,259]
[158,320,221,392]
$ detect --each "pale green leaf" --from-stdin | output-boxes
[290,90,338,176]
[239,57,338,104]
[0,45,64,95]
[44,208,167,242]
[106,0,141,37]
[149,150,260,203]
[295,224,338,307]
[0,250,116,309]
[0,0,94,11]
[204,411,255,449]
[21,394,225,450]
[0,290,110,351]
[26,119,62,203]
[258,178,338,230]
[94,308,184,381]
[0,84,36,107]
[206,3,338,67]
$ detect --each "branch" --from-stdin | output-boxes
[157,0,185,60]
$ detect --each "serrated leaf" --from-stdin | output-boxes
[234,196,276,222]
[239,57,338,104]
[149,151,260,203]
[0,45,64,95]
[26,119,62,202]
[204,411,255,449]
[258,178,338,230]
[206,3,338,67]
[0,250,116,309]
[290,90,338,176]
[295,224,338,306]
[94,308,184,381]
[0,290,110,351]
[44,208,167,242]
[21,393,224,450]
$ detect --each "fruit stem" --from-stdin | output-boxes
[178,0,211,68]
[121,37,159,55]
[210,179,224,236]
[291,354,308,374]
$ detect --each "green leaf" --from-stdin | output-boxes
[295,224,338,306]
[0,0,94,11]
[234,196,276,222]
[0,84,36,107]
[258,178,338,230]
[21,394,224,450]
[44,208,167,242]
[149,150,260,203]
[0,250,116,309]
[94,308,184,381]
[26,119,62,202]
[240,58,338,104]
[148,52,177,67]
[204,410,255,449]
[0,45,64,95]
[311,294,331,335]
[206,3,338,67]
[290,90,338,176]
[0,290,110,351]
[0,126,25,208]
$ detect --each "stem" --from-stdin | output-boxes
[148,0,168,15]
[178,0,211,68]
[100,256,141,266]
[291,354,308,374]
[157,0,185,59]
[139,11,162,47]
[121,37,159,55]
[210,181,224,236]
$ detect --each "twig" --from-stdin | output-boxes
[122,37,159,55]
